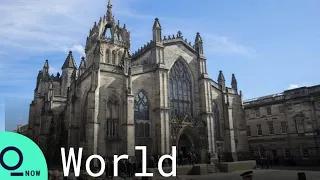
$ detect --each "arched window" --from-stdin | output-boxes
[169,60,192,118]
[105,50,110,63]
[106,95,119,139]
[118,51,122,65]
[134,91,150,138]
[212,101,221,139]
[112,51,116,64]
[105,27,112,38]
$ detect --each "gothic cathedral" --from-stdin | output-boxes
[27,0,248,166]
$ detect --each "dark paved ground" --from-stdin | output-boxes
[155,169,320,180]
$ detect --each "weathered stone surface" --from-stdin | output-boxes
[26,0,247,167]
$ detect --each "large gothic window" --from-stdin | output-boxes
[106,95,119,139]
[169,60,192,118]
[212,101,221,139]
[134,91,150,138]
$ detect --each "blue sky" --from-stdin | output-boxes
[1,0,319,131]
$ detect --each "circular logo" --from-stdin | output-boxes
[0,132,48,179]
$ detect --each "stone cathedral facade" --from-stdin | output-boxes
[26,0,248,166]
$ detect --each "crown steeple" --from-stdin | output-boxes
[106,0,114,22]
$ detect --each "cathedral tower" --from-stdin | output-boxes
[85,0,130,68]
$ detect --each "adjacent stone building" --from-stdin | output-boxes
[244,85,320,165]
[14,124,28,136]
[26,0,248,167]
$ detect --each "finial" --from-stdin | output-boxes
[69,51,72,54]
[164,36,167,40]
[81,56,85,61]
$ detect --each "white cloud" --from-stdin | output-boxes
[288,84,299,89]
[63,44,86,57]
[203,34,254,57]
[0,0,254,58]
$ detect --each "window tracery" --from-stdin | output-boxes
[169,60,192,118]
[106,95,119,139]
[134,91,150,138]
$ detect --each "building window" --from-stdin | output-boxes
[284,148,291,159]
[112,51,116,64]
[105,50,110,63]
[212,102,221,139]
[266,107,272,115]
[279,105,285,113]
[245,111,249,118]
[106,96,119,139]
[246,126,251,136]
[295,118,305,133]
[301,145,309,158]
[257,124,262,136]
[281,122,288,134]
[258,146,265,157]
[268,122,274,135]
[134,91,150,138]
[169,59,192,118]
[255,108,260,117]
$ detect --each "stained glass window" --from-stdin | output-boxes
[134,91,149,120]
[106,96,119,139]
[169,60,192,118]
[212,102,221,139]
[134,91,150,138]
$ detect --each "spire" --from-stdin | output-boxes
[62,51,77,69]
[43,59,49,74]
[195,32,203,55]
[218,70,225,89]
[153,18,162,42]
[231,73,238,92]
[218,70,225,82]
[195,32,202,42]
[43,59,49,69]
[80,57,86,69]
[153,18,161,29]
[106,0,114,22]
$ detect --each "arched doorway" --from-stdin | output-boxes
[176,125,202,164]
[178,134,194,156]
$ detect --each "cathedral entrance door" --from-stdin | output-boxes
[178,134,194,164]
